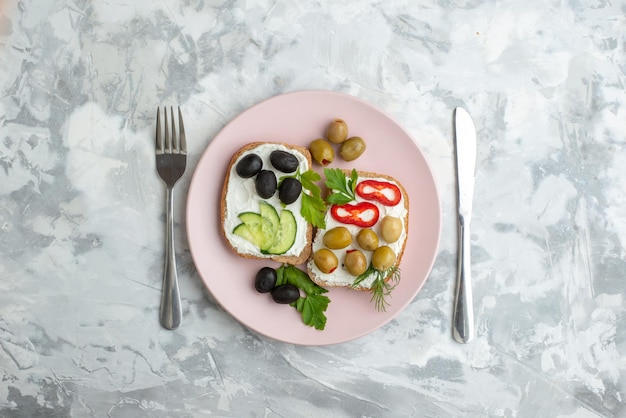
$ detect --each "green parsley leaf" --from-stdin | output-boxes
[280,265,328,295]
[278,265,331,330]
[324,168,357,205]
[348,169,358,192]
[300,191,326,229]
[275,265,286,286]
[299,294,330,330]
[300,170,322,199]
[296,169,326,228]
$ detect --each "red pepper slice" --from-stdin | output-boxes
[355,180,402,206]
[330,202,379,228]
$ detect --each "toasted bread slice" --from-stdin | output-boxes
[221,142,313,265]
[307,170,409,290]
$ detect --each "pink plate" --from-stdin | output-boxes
[186,90,441,345]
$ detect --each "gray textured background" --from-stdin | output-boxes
[0,0,624,416]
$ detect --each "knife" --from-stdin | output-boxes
[452,107,476,343]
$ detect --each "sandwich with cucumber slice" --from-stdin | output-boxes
[220,142,325,265]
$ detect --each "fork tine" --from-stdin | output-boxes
[178,106,187,154]
[156,107,163,154]
[170,107,178,153]
[164,107,171,153]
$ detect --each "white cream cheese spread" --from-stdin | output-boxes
[223,143,309,257]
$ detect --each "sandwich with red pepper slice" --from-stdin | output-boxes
[307,168,409,311]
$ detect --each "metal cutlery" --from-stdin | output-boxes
[452,107,476,343]
[155,106,187,330]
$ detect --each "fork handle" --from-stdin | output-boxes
[160,186,182,330]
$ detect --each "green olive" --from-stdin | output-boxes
[344,250,367,276]
[326,118,348,144]
[310,138,335,166]
[322,226,352,249]
[372,246,396,271]
[357,228,379,251]
[339,136,366,161]
[313,248,338,274]
[380,216,402,243]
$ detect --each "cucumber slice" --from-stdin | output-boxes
[234,203,295,254]
[259,202,280,252]
[259,202,280,241]
[235,212,264,248]
[232,223,259,246]
[236,203,281,251]
[266,209,297,254]
[237,211,263,229]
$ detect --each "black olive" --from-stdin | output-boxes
[271,284,300,304]
[236,154,263,178]
[279,177,302,205]
[270,150,299,173]
[254,267,277,293]
[255,170,277,198]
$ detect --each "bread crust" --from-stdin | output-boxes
[307,170,409,290]
[220,142,313,265]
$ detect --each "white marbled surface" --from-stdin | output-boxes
[1,0,625,416]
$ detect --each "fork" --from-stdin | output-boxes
[156,106,187,330]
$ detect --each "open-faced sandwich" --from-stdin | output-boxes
[220,142,321,265]
[307,168,409,311]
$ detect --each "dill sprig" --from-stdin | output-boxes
[351,264,401,312]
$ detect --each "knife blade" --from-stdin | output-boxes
[452,107,476,343]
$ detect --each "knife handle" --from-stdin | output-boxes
[453,214,474,343]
